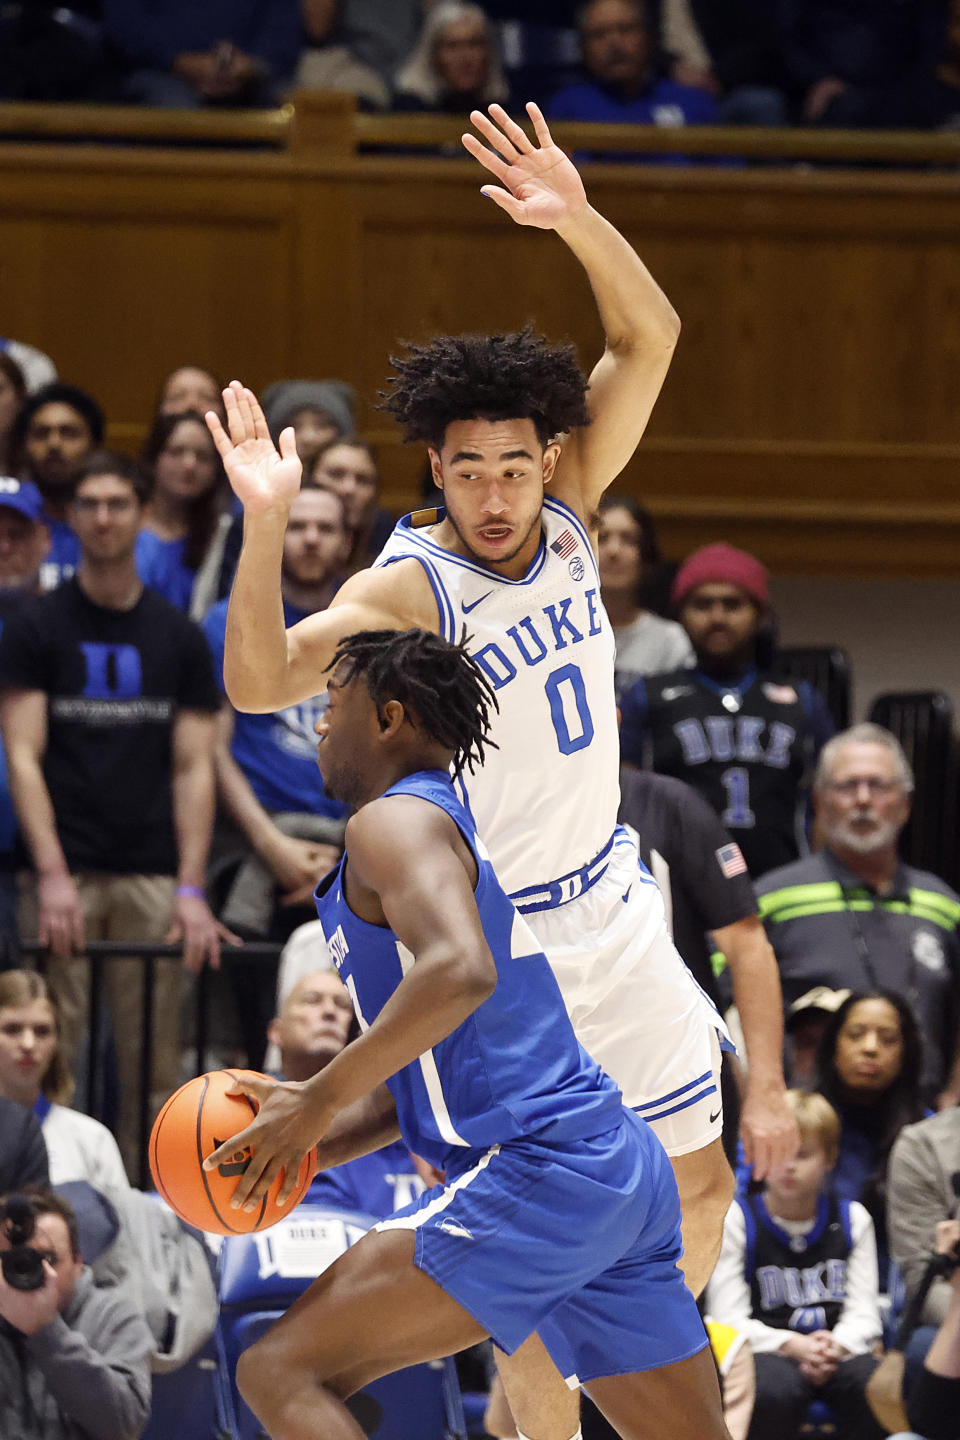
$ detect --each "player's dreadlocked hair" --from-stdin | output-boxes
[326,629,499,780]
[379,326,591,449]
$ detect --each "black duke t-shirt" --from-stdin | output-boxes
[0,579,219,874]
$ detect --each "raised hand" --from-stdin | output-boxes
[461,102,588,230]
[205,379,302,514]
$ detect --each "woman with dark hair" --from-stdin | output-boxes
[597,492,692,702]
[310,437,395,574]
[0,351,27,475]
[0,969,129,1189]
[137,409,232,618]
[812,987,927,1276]
[155,363,225,421]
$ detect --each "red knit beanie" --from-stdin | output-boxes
[671,543,769,612]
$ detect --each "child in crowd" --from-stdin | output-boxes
[706,1089,885,1440]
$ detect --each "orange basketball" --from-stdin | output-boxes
[149,1069,316,1235]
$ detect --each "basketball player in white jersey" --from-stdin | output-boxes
[208,102,795,1440]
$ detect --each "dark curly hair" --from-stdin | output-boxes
[325,628,498,780]
[379,326,591,449]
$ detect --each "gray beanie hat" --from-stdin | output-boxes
[260,379,357,443]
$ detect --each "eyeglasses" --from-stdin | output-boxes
[826,777,902,798]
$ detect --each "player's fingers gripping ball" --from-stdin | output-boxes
[149,1069,316,1234]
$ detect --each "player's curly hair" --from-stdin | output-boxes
[326,628,499,779]
[379,326,591,449]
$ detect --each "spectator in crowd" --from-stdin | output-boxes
[0,1186,152,1440]
[0,971,129,1192]
[888,1103,960,1381]
[900,1218,960,1440]
[707,1089,885,1440]
[619,541,833,878]
[618,767,796,1175]
[756,723,960,1107]
[294,0,431,109]
[0,450,230,1172]
[777,0,946,127]
[204,487,349,1057]
[0,339,57,396]
[310,438,394,571]
[103,0,302,108]
[394,2,510,113]
[548,0,717,139]
[649,0,787,124]
[11,383,105,591]
[597,493,692,704]
[0,1097,48,1192]
[0,478,50,948]
[811,988,926,1279]
[270,967,434,1217]
[155,365,225,422]
[136,410,232,618]
[784,986,850,1089]
[261,379,356,470]
[0,353,27,475]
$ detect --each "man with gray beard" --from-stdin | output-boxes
[756,723,960,1109]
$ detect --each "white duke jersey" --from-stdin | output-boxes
[374,497,621,898]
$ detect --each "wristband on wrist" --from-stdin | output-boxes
[176,884,205,900]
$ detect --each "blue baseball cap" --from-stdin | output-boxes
[0,477,45,524]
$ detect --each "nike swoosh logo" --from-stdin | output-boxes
[709,1107,722,1124]
[462,591,493,614]
[621,887,632,903]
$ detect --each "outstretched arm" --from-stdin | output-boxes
[207,382,438,712]
[462,103,680,514]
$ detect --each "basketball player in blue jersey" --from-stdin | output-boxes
[204,629,729,1440]
[208,100,795,1440]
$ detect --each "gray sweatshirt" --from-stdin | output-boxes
[0,1268,152,1440]
[888,1107,960,1328]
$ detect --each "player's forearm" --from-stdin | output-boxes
[172,754,215,888]
[314,1085,402,1170]
[223,509,294,713]
[7,752,69,878]
[554,204,680,355]
[718,917,788,1087]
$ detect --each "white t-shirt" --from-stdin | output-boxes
[41,1104,130,1191]
[613,611,693,702]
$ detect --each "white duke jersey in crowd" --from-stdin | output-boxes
[374,495,727,1147]
[374,496,619,897]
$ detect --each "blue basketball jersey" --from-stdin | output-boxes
[314,770,622,1171]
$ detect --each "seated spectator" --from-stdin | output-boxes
[261,379,356,470]
[0,971,129,1192]
[706,1089,885,1440]
[0,450,230,1174]
[0,1096,49,1191]
[597,493,692,704]
[619,542,833,878]
[11,383,105,591]
[0,339,57,396]
[394,2,511,114]
[888,1104,960,1390]
[310,438,394,570]
[812,988,926,1279]
[0,1186,152,1440]
[901,1218,960,1440]
[136,410,232,618]
[155,364,225,422]
[103,0,301,108]
[270,968,431,1218]
[756,724,960,1107]
[0,353,27,475]
[204,487,349,1060]
[294,0,426,110]
[548,0,717,153]
[778,0,945,128]
[650,0,787,125]
[784,986,850,1089]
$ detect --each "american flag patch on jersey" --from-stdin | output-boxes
[716,843,748,879]
[550,529,577,559]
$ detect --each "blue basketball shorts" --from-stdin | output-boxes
[376,1110,708,1386]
